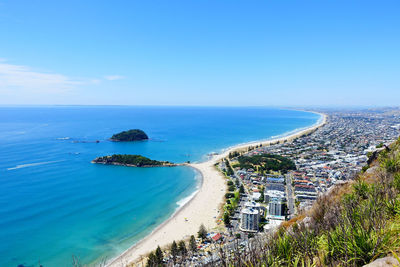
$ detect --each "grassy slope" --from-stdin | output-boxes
[222,137,400,267]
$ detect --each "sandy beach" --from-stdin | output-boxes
[107,112,327,267]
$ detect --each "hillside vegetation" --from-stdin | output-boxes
[92,154,173,167]
[110,129,148,141]
[236,153,296,174]
[218,137,400,267]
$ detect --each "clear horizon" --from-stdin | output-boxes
[0,1,399,106]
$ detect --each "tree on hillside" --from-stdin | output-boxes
[198,224,207,240]
[189,235,197,252]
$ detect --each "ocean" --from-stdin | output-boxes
[0,106,320,266]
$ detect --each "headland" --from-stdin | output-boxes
[106,112,327,266]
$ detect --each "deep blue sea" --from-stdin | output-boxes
[0,106,320,267]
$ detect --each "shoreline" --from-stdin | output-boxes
[106,112,327,267]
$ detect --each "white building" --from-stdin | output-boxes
[245,201,262,212]
[265,189,287,218]
[240,208,259,232]
[264,189,285,203]
[252,192,262,201]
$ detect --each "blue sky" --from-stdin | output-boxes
[0,0,399,106]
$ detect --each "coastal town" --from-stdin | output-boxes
[141,108,400,266]
[4,1,400,266]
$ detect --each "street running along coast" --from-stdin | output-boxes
[106,112,327,267]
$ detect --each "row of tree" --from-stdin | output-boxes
[224,159,234,176]
[147,224,208,266]
[237,153,296,174]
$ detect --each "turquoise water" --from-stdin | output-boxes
[0,106,320,266]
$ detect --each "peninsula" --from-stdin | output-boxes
[92,154,175,167]
[106,113,327,267]
[110,129,148,142]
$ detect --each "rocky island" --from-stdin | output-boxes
[92,154,176,167]
[110,129,148,141]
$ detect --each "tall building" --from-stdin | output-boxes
[265,188,287,217]
[268,199,287,217]
[240,208,259,232]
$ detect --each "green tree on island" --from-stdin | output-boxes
[93,154,171,167]
[110,129,148,141]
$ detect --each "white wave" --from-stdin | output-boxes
[176,190,198,209]
[176,171,202,209]
[7,160,64,171]
[56,137,71,140]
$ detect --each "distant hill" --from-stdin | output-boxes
[110,129,148,141]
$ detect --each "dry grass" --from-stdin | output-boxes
[281,214,306,230]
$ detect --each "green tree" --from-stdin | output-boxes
[178,240,187,257]
[189,235,197,252]
[146,252,157,267]
[225,192,234,199]
[170,241,178,263]
[225,159,230,167]
[223,212,230,226]
[110,129,148,141]
[239,185,245,194]
[198,224,207,240]
[227,166,234,176]
[376,142,384,148]
[155,246,163,265]
[259,186,265,202]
